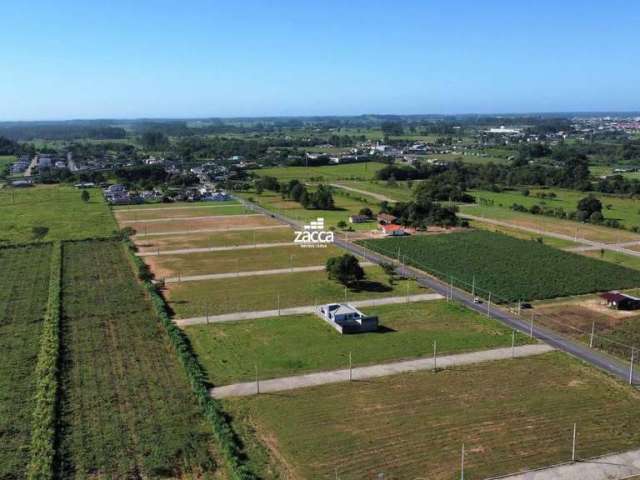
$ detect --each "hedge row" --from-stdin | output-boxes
[26,241,62,480]
[124,240,255,480]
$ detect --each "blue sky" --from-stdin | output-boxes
[2,0,639,120]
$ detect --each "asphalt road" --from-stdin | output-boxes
[235,196,639,386]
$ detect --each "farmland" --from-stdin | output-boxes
[128,212,281,235]
[0,185,116,244]
[112,199,240,210]
[225,352,640,479]
[185,300,532,385]
[57,241,217,478]
[114,202,246,221]
[0,244,52,479]
[255,161,385,181]
[166,265,427,318]
[468,219,579,249]
[146,243,341,278]
[359,230,640,302]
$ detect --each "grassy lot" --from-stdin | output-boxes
[166,265,427,318]
[255,162,385,181]
[360,231,640,302]
[57,241,217,478]
[591,165,640,180]
[225,352,640,479]
[134,227,294,252]
[579,248,640,271]
[469,188,640,231]
[0,244,51,479]
[147,244,342,278]
[237,189,377,231]
[129,213,280,235]
[114,203,246,222]
[469,219,579,249]
[0,154,16,177]
[0,185,116,244]
[460,204,640,244]
[112,200,240,210]
[334,179,415,202]
[185,300,532,385]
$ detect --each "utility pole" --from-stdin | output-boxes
[529,313,534,338]
[460,443,465,480]
[349,352,353,381]
[589,321,596,348]
[433,340,437,372]
[487,292,491,317]
[512,330,516,358]
[255,364,260,394]
[571,423,577,462]
[630,348,635,386]
[277,294,280,316]
[471,275,475,298]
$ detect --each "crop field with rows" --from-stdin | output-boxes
[0,244,52,479]
[360,231,640,302]
[57,241,217,478]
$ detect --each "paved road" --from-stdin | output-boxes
[121,213,261,224]
[462,213,640,258]
[497,448,640,480]
[134,224,290,237]
[210,344,554,398]
[137,241,296,256]
[163,262,375,283]
[237,197,640,386]
[330,183,395,202]
[174,292,444,326]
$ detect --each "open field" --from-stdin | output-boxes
[0,154,16,176]
[166,265,427,318]
[114,203,246,221]
[112,200,239,210]
[360,231,640,302]
[578,248,640,271]
[0,244,51,479]
[185,300,533,385]
[460,204,640,244]
[147,243,341,278]
[255,162,385,181]
[334,180,415,202]
[591,165,640,180]
[225,352,640,479]
[237,190,377,231]
[469,188,640,231]
[0,185,116,244]
[57,241,217,478]
[134,227,294,252]
[468,219,579,249]
[130,213,281,235]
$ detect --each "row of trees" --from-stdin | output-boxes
[256,177,336,210]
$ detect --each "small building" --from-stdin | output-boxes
[377,213,397,225]
[317,303,378,334]
[600,292,640,310]
[348,214,369,224]
[380,224,408,236]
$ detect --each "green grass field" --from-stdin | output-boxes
[590,165,640,180]
[148,243,341,278]
[460,204,640,244]
[0,244,51,479]
[0,155,16,177]
[255,162,385,181]
[470,188,640,230]
[237,189,377,231]
[57,241,217,478]
[225,353,640,479]
[114,203,246,222]
[166,265,427,318]
[185,300,532,385]
[0,185,116,244]
[134,227,294,252]
[468,219,579,249]
[112,200,240,211]
[334,179,415,202]
[360,231,640,302]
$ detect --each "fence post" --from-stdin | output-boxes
[590,321,595,348]
[205,303,209,324]
[512,330,516,358]
[277,294,280,316]
[349,352,352,381]
[255,364,260,394]
[433,340,437,372]
[529,313,534,338]
[630,348,635,386]
[487,292,491,317]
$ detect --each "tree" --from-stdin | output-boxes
[141,131,169,150]
[325,254,365,286]
[359,207,373,218]
[577,194,603,222]
[81,190,90,202]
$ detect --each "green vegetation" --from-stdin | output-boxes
[112,200,240,210]
[469,219,579,249]
[167,265,427,318]
[0,186,116,244]
[360,231,640,302]
[0,244,52,479]
[0,154,16,177]
[57,241,217,478]
[579,248,640,271]
[115,203,247,221]
[256,162,384,181]
[226,353,640,479]
[334,179,415,202]
[186,301,532,385]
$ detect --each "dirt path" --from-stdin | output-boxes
[330,183,395,202]
[209,344,554,398]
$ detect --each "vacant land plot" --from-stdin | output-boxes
[360,231,640,302]
[578,248,640,271]
[114,203,245,222]
[112,200,240,211]
[166,265,426,318]
[334,180,415,202]
[130,213,281,235]
[147,244,341,278]
[460,204,640,244]
[0,244,51,479]
[237,190,377,231]
[134,227,294,253]
[471,188,640,229]
[57,241,217,478]
[468,219,579,249]
[185,300,532,385]
[226,353,640,479]
[0,186,116,244]
[256,162,385,181]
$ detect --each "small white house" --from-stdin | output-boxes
[317,303,378,334]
